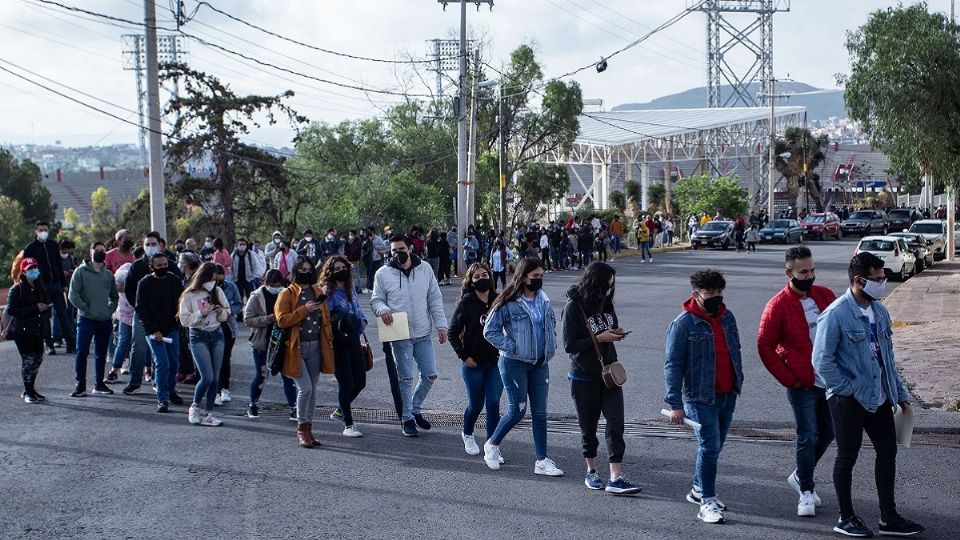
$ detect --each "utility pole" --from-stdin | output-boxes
[498,83,507,233]
[466,48,480,229]
[144,0,166,238]
[948,1,957,261]
[768,77,776,219]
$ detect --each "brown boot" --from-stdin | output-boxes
[306,423,321,447]
[297,423,314,448]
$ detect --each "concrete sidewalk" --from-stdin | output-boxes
[885,261,960,410]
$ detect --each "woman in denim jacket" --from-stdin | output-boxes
[482,257,563,477]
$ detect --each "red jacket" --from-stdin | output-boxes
[757,284,837,388]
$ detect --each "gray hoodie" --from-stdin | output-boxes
[370,254,447,339]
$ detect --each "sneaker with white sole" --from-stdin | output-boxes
[214,393,223,406]
[798,491,816,517]
[200,412,223,426]
[461,433,480,455]
[788,470,823,507]
[687,486,726,510]
[698,500,725,524]
[534,458,564,477]
[584,470,604,490]
[483,441,501,471]
[342,425,363,438]
[219,389,231,402]
[188,404,202,425]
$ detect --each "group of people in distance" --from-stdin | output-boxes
[4,219,924,536]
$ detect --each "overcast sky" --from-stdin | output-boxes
[0,0,945,148]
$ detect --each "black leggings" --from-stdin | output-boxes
[493,270,506,288]
[334,334,367,426]
[15,333,44,393]
[219,323,235,391]
[829,395,898,521]
[571,378,625,463]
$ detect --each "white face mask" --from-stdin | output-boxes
[204,241,213,249]
[203,281,216,292]
[237,244,246,251]
[144,246,160,257]
[37,231,49,241]
[266,286,283,295]
[860,278,886,300]
[305,236,313,242]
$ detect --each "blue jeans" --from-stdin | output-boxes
[461,362,503,439]
[612,235,621,253]
[391,334,438,422]
[787,386,835,492]
[46,283,75,349]
[73,316,112,387]
[490,357,549,460]
[111,321,132,369]
[127,315,151,388]
[249,348,297,407]
[684,392,738,500]
[189,328,224,410]
[146,329,180,403]
[640,241,652,260]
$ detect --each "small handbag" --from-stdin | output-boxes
[361,332,374,371]
[266,324,287,376]
[581,306,627,389]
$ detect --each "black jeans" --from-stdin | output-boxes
[218,324,235,391]
[570,378,626,463]
[828,395,898,521]
[382,342,403,421]
[493,270,506,288]
[334,333,367,426]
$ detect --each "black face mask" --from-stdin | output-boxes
[122,239,134,251]
[295,270,316,285]
[333,269,350,282]
[702,295,724,315]
[92,251,106,264]
[393,251,409,265]
[473,279,492,293]
[791,275,815,292]
[153,267,169,278]
[526,277,543,292]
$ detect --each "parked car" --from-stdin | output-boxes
[855,235,916,281]
[800,212,842,240]
[908,219,947,261]
[889,232,934,272]
[760,219,804,243]
[691,220,734,250]
[887,208,924,232]
[842,210,889,236]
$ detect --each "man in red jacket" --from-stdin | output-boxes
[758,246,837,518]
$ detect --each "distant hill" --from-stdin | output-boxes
[612,81,848,122]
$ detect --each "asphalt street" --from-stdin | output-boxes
[1,237,957,539]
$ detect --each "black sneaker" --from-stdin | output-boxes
[23,392,41,404]
[70,385,87,398]
[121,385,140,395]
[247,404,260,418]
[289,407,298,422]
[878,516,924,537]
[156,402,169,413]
[169,392,184,405]
[33,391,46,401]
[413,413,432,431]
[92,383,114,395]
[402,419,419,437]
[834,516,874,537]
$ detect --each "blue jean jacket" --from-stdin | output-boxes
[664,310,744,409]
[483,292,557,364]
[812,289,909,412]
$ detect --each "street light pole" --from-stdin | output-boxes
[498,84,507,234]
[455,0,468,277]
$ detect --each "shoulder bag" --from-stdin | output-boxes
[580,306,626,389]
[361,332,374,371]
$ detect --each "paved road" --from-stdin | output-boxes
[1,237,956,539]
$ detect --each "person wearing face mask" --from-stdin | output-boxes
[106,261,135,384]
[243,270,298,420]
[23,221,75,356]
[481,258,562,476]
[211,264,243,406]
[297,229,322,265]
[179,262,230,425]
[105,229,135,274]
[264,232,283,269]
[200,235,216,261]
[275,258,335,448]
[7,258,53,403]
[448,263,503,457]
[210,238,232,276]
[136,253,185,413]
[68,243,119,398]
[664,269,743,525]
[812,253,923,538]
[318,229,341,261]
[249,239,266,287]
[175,253,202,384]
[273,241,298,281]
[344,230,364,294]
[758,247,837,517]
[231,237,263,304]
[321,256,369,437]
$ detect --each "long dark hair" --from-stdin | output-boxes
[570,261,616,315]
[459,262,495,300]
[490,257,542,313]
[180,262,226,308]
[319,255,353,301]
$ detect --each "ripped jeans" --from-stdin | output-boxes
[490,356,550,460]
[391,334,438,422]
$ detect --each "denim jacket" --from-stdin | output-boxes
[812,289,909,412]
[483,291,557,364]
[663,309,744,409]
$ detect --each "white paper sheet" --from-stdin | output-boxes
[376,312,410,342]
[894,403,915,448]
[660,408,703,430]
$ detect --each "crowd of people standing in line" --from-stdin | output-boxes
[2,219,925,536]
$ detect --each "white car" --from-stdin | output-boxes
[908,219,947,260]
[855,235,916,281]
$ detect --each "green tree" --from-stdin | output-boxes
[0,195,32,286]
[773,127,830,211]
[608,190,626,212]
[673,175,749,220]
[0,148,56,226]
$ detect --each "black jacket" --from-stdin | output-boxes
[23,238,64,286]
[135,273,184,335]
[448,290,499,364]
[562,289,619,381]
[6,277,51,336]
[125,256,182,307]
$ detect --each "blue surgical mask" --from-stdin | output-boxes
[266,286,283,295]
[25,269,40,281]
[144,246,160,257]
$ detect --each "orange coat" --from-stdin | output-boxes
[610,220,624,236]
[274,283,334,377]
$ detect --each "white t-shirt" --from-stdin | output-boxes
[801,297,820,344]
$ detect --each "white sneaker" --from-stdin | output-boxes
[200,412,223,427]
[788,470,822,505]
[811,490,822,507]
[214,393,223,406]
[219,389,231,402]
[461,433,480,456]
[798,491,816,517]
[188,404,202,425]
[534,457,564,477]
[343,425,363,438]
[483,441,501,471]
[698,500,725,524]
